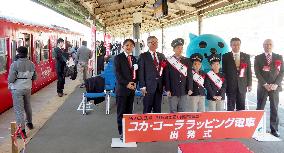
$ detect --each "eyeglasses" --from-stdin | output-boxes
[148,41,158,44]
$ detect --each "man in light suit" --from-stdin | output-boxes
[138,36,166,113]
[222,37,252,111]
[255,39,284,137]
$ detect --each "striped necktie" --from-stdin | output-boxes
[266,54,272,65]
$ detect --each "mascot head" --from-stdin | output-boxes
[186,33,229,72]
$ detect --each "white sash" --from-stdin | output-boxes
[207,71,223,89]
[167,56,187,77]
[192,70,204,87]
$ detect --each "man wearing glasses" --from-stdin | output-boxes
[138,36,166,113]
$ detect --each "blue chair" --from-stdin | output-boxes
[77,92,106,115]
[78,58,116,115]
[101,59,117,114]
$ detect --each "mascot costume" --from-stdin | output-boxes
[186,33,229,72]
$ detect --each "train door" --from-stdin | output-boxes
[24,33,32,61]
[17,33,32,60]
[0,38,7,74]
[0,37,12,113]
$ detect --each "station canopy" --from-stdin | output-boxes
[32,0,277,37]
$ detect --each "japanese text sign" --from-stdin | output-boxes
[123,111,264,143]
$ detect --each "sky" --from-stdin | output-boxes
[0,0,104,45]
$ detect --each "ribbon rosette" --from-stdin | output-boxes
[240,63,247,69]
[275,60,282,72]
[159,60,167,76]
[239,62,247,77]
[133,64,138,79]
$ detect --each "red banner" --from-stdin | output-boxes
[104,34,111,56]
[123,111,264,143]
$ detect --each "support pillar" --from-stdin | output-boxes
[161,26,164,54]
[133,23,141,56]
[197,13,203,35]
[92,19,97,76]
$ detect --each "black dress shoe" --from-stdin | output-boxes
[26,123,34,130]
[119,134,123,141]
[271,131,280,137]
[58,93,63,97]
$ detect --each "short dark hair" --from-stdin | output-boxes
[210,60,220,65]
[57,38,64,44]
[230,37,241,44]
[123,39,135,46]
[82,41,87,46]
[17,46,28,56]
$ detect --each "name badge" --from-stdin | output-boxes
[262,66,270,72]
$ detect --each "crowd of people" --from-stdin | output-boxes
[7,36,283,140]
[114,36,283,140]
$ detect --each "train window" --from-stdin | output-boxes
[35,40,41,63]
[24,34,31,60]
[17,38,24,47]
[51,36,57,59]
[0,38,7,73]
[11,40,17,61]
[42,39,49,61]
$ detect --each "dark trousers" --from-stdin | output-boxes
[56,71,65,94]
[256,87,279,132]
[97,57,104,74]
[116,95,134,135]
[143,88,163,113]
[227,90,246,111]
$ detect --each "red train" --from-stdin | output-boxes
[0,16,83,113]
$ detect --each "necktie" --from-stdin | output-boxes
[234,54,240,69]
[127,55,132,68]
[266,54,271,65]
[153,52,159,70]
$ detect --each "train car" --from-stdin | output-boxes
[0,16,83,113]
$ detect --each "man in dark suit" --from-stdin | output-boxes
[114,39,137,140]
[222,37,252,111]
[138,36,166,113]
[255,39,284,137]
[96,41,106,74]
[165,38,193,113]
[54,38,67,97]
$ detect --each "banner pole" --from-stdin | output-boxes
[11,122,18,153]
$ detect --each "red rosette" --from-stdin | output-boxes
[240,63,247,69]
[275,60,282,67]
[275,60,282,72]
[160,60,167,68]
[159,60,167,76]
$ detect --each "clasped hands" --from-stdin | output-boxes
[166,90,193,97]
[264,84,278,91]
[127,82,136,90]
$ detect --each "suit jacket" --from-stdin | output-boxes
[114,53,137,96]
[138,51,166,94]
[254,53,284,91]
[204,72,226,100]
[164,56,193,96]
[222,52,252,94]
[191,70,206,96]
[54,47,67,73]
